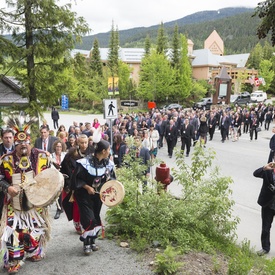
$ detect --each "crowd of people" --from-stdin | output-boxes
[0,117,116,273]
[0,100,274,273]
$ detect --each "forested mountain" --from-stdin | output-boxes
[76,7,265,54]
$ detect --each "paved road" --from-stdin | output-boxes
[41,112,275,263]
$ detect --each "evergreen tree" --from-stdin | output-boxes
[90,38,103,76]
[262,40,274,60]
[117,60,132,100]
[171,35,192,101]
[254,0,275,46]
[107,22,119,77]
[156,22,168,55]
[72,53,93,104]
[247,43,263,69]
[170,24,180,68]
[0,0,89,116]
[144,34,151,57]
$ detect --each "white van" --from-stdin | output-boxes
[250,91,267,102]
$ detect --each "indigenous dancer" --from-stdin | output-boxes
[71,135,115,255]
[60,134,90,234]
[0,117,51,274]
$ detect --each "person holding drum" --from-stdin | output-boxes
[0,117,55,274]
[70,137,116,256]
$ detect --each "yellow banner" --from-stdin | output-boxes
[108,77,119,95]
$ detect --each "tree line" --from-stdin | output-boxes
[0,0,275,116]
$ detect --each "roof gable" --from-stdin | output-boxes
[0,75,28,106]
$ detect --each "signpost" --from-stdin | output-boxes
[61,94,69,110]
[104,99,118,147]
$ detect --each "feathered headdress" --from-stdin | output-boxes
[7,116,38,145]
[92,127,110,154]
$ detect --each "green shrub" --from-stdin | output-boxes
[106,144,238,251]
[154,245,183,275]
[106,143,275,273]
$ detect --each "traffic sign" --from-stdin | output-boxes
[61,95,69,110]
[104,99,118,119]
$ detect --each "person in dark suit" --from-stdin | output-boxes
[0,128,15,218]
[165,119,178,158]
[0,128,15,156]
[180,118,194,157]
[268,126,275,163]
[253,158,275,256]
[51,107,60,129]
[249,112,259,141]
[208,112,217,141]
[112,134,127,168]
[159,115,169,149]
[34,125,58,153]
[243,110,251,134]
[220,111,230,143]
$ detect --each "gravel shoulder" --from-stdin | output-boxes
[12,207,154,275]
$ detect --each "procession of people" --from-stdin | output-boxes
[0,99,274,273]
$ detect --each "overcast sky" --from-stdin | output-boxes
[57,0,261,34]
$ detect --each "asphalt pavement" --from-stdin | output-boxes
[40,112,275,262]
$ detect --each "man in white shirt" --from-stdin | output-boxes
[0,128,15,156]
[34,125,58,153]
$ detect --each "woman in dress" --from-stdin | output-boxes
[148,123,159,159]
[51,140,67,219]
[71,138,115,255]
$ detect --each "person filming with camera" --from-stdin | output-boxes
[254,158,275,256]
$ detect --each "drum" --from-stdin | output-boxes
[12,171,35,211]
[100,180,125,207]
[25,167,64,208]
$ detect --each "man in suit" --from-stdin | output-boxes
[159,115,169,149]
[0,128,15,156]
[180,118,194,157]
[34,125,58,153]
[254,158,275,256]
[51,107,60,129]
[220,111,230,143]
[165,119,178,158]
[0,128,15,217]
[268,126,275,163]
[208,111,217,141]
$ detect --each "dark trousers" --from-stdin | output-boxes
[250,128,258,140]
[158,134,164,148]
[261,206,275,252]
[243,122,249,133]
[265,121,271,131]
[209,126,215,140]
[181,137,191,154]
[220,126,227,141]
[53,119,59,129]
[166,139,175,157]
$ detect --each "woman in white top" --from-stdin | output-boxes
[148,123,159,158]
[141,130,152,151]
[51,139,67,219]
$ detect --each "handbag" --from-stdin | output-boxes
[256,127,261,132]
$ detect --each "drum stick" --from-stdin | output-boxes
[56,199,61,210]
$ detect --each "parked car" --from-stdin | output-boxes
[230,93,251,105]
[193,97,212,110]
[250,91,267,102]
[240,91,250,97]
[165,103,182,110]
